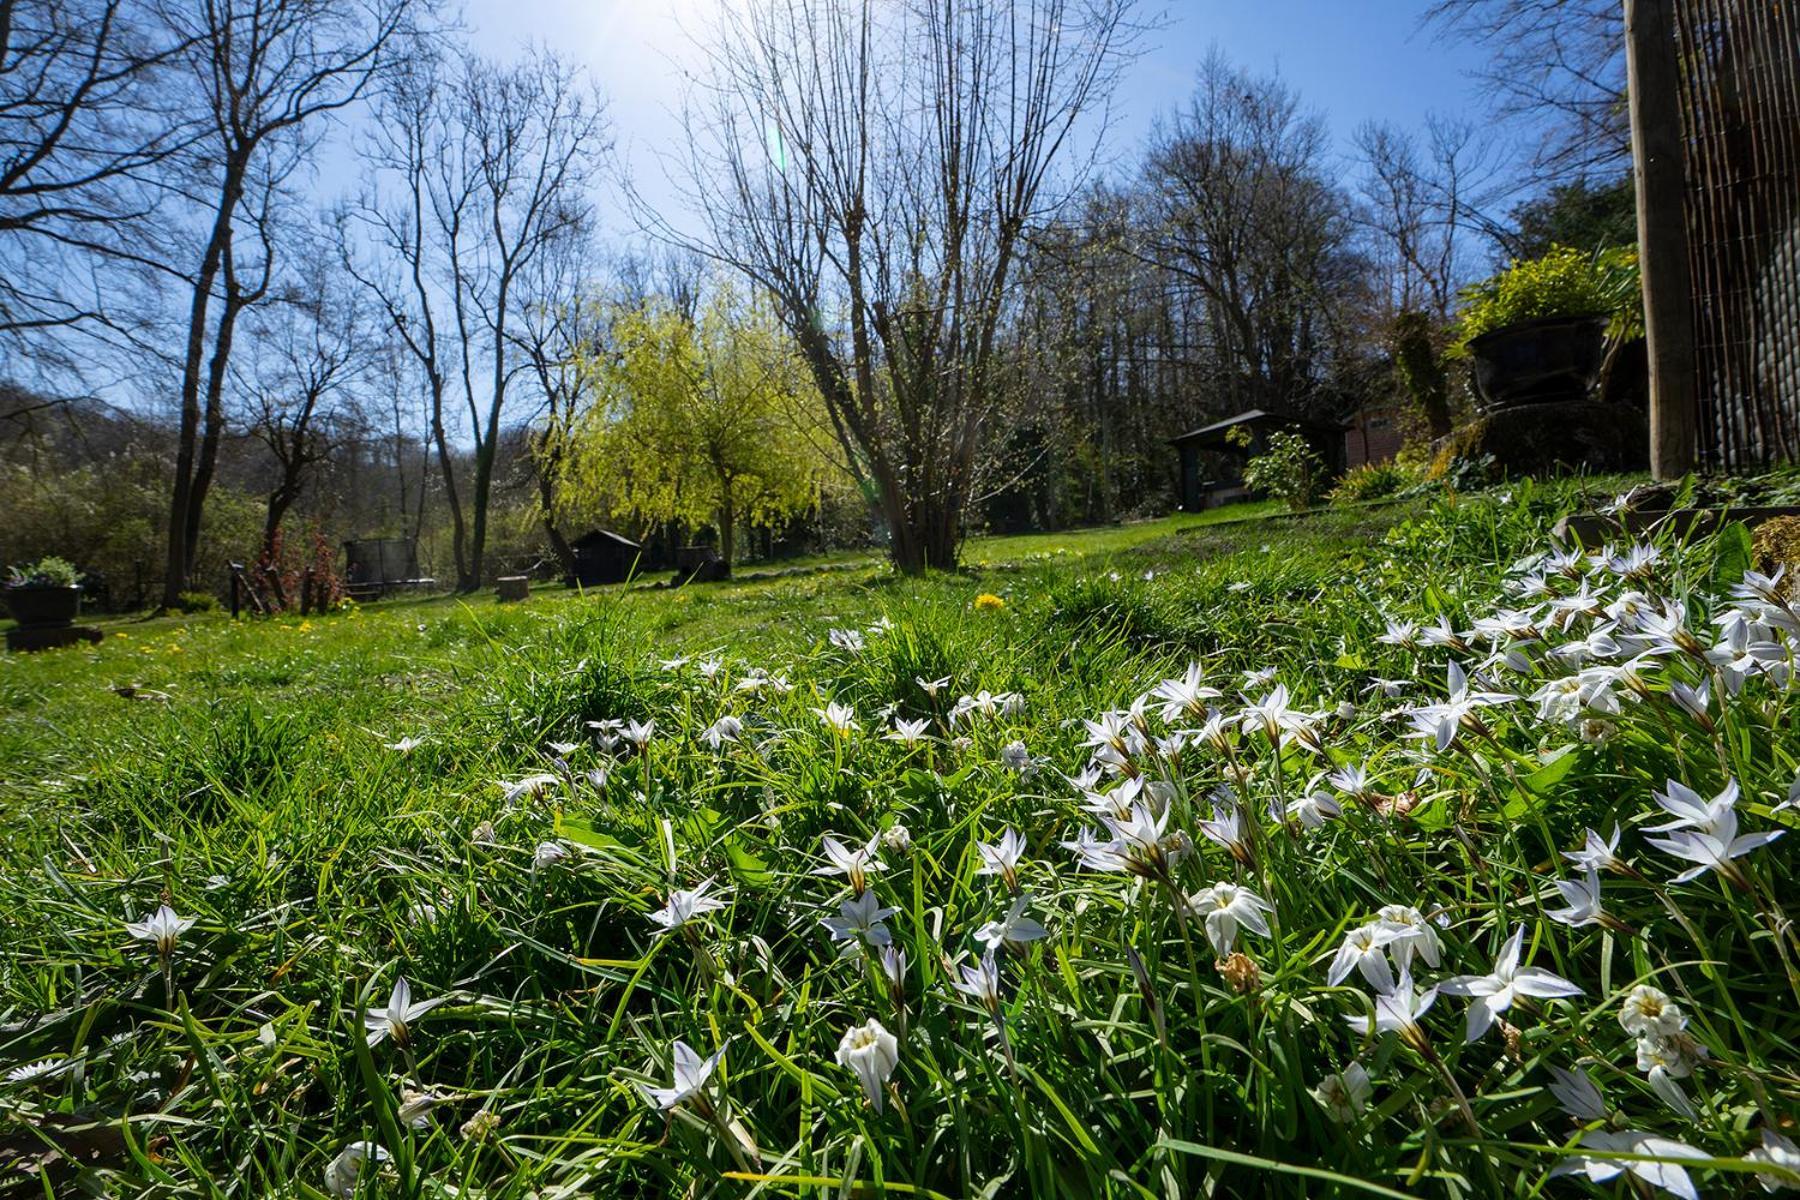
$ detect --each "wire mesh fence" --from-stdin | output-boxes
[1672,0,1800,469]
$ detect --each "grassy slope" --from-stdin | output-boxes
[0,502,1294,782]
[17,473,1799,1198]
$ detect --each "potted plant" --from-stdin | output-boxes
[4,556,84,628]
[1449,246,1643,411]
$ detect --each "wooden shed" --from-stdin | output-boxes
[342,537,432,600]
[1170,409,1346,511]
[567,529,642,586]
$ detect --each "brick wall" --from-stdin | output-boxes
[1343,407,1406,469]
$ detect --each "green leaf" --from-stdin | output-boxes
[1712,520,1753,587]
[557,814,633,855]
[1020,1064,1106,1163]
[1503,788,1543,821]
[725,839,773,887]
[1521,744,1581,794]
[1411,794,1451,831]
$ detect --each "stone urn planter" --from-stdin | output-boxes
[1467,314,1610,411]
[3,584,81,628]
[4,584,102,652]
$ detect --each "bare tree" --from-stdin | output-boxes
[342,50,471,585]
[453,52,607,589]
[1351,116,1522,441]
[349,47,606,591]
[0,0,188,353]
[154,0,420,610]
[1353,116,1517,322]
[375,341,429,542]
[1002,184,1206,527]
[671,0,1139,573]
[510,225,602,578]
[1140,54,1366,420]
[239,255,365,604]
[1426,0,1627,180]
[615,244,706,323]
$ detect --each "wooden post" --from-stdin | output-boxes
[1625,0,1697,478]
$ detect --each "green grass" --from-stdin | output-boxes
[3,476,1798,1198]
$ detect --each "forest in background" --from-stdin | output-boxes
[0,0,1639,609]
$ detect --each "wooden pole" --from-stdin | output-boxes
[1625,0,1698,478]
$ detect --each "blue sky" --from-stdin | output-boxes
[1158,3,1502,139]
[454,0,1528,236]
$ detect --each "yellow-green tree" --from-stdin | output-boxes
[559,288,832,571]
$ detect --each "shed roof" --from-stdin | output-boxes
[570,528,641,550]
[1169,408,1345,447]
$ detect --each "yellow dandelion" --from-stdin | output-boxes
[974,593,1005,611]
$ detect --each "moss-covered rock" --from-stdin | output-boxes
[1751,515,1800,591]
[1441,401,1648,477]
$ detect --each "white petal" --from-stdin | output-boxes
[1512,968,1583,999]
[1464,994,1501,1042]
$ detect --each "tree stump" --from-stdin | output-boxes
[496,576,530,602]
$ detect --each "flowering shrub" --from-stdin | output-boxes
[306,527,346,612]
[254,523,348,613]
[2,484,1799,1197]
[1242,429,1327,511]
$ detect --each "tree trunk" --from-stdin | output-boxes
[874,456,927,575]
[161,159,244,610]
[465,263,514,593]
[537,461,575,578]
[183,280,247,581]
[717,488,735,578]
[427,378,469,589]
[465,437,495,592]
[410,443,430,542]
[919,495,961,573]
[259,488,298,610]
[392,400,411,534]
